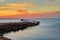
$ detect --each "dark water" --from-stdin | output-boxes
[4,19,60,40]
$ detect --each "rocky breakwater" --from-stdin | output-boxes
[0,36,11,40]
[0,19,40,40]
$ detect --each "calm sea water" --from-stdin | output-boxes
[3,19,60,40]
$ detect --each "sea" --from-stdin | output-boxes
[2,19,60,40]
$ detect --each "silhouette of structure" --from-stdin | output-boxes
[0,19,40,40]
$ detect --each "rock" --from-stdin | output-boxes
[0,19,40,40]
[0,20,39,34]
[0,36,11,40]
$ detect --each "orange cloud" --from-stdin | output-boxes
[0,3,60,18]
[7,3,33,10]
[0,3,33,16]
[0,10,60,18]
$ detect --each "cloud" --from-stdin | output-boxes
[0,3,60,12]
[0,3,33,10]
[0,0,6,2]
[0,0,60,6]
[0,3,33,16]
[0,10,60,18]
[7,3,33,8]
[0,3,60,18]
[44,0,60,6]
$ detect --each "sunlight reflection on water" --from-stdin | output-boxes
[4,19,60,40]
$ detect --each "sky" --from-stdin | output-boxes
[0,0,60,18]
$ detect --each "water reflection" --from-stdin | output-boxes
[4,20,60,40]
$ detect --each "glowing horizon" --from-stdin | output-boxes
[0,0,60,18]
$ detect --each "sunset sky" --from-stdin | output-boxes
[0,0,60,18]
